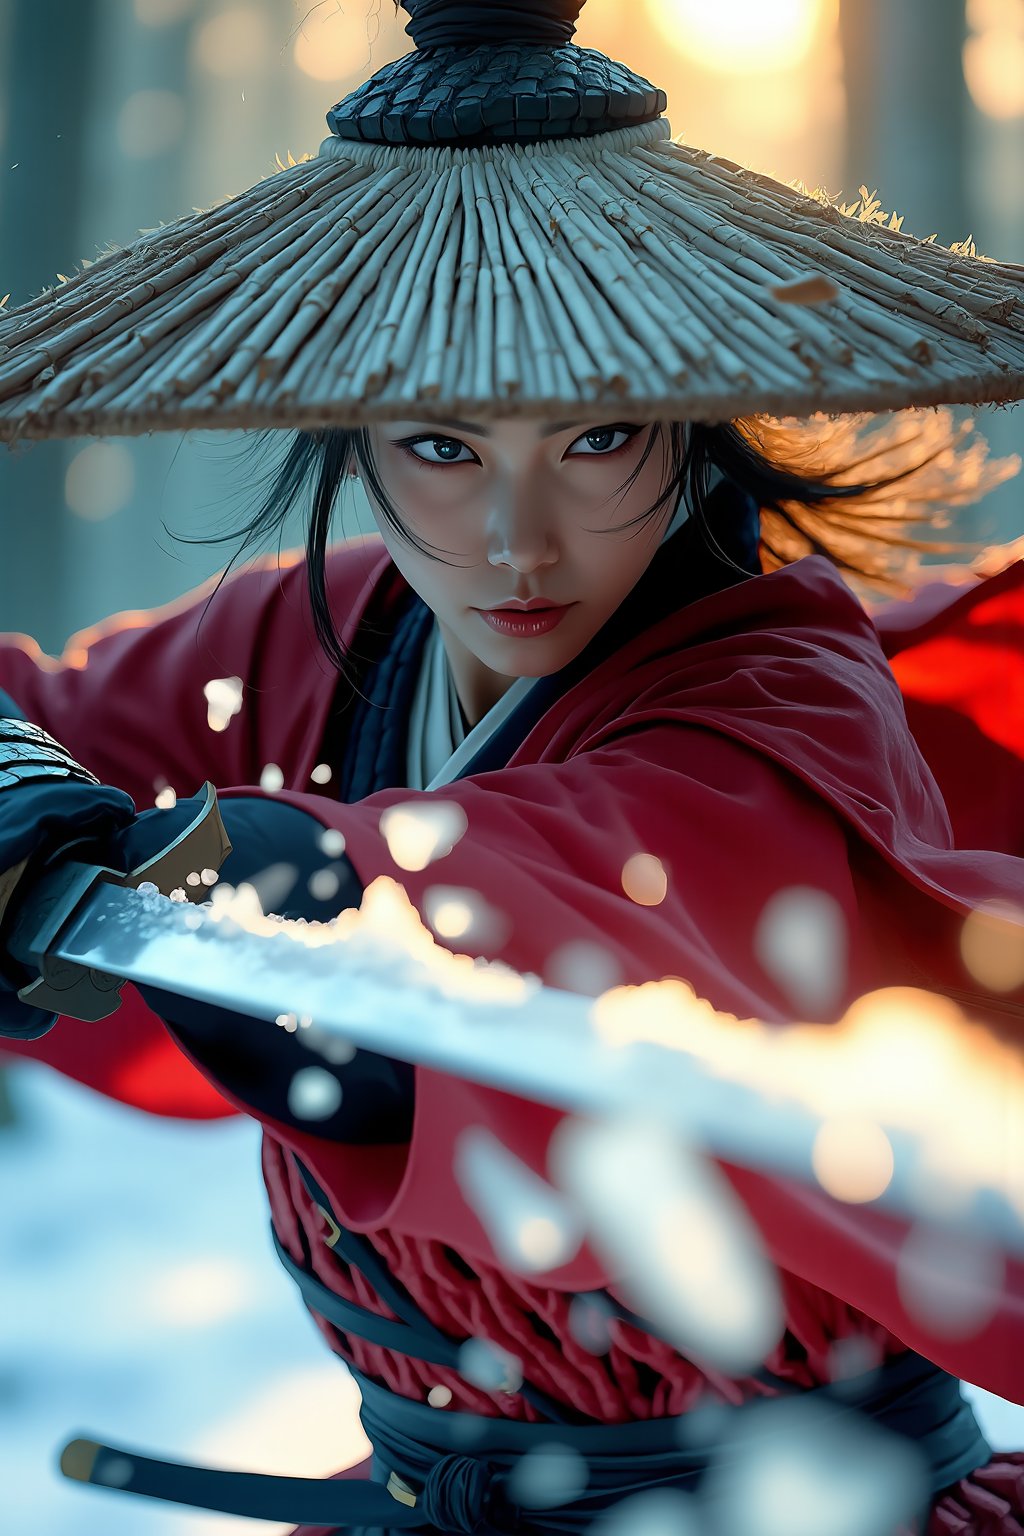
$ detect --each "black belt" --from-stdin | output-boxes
[59,1343,991,1533]
[57,1153,991,1532]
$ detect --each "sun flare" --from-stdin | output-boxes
[645,0,833,75]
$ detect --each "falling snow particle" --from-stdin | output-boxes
[427,1385,453,1408]
[590,1488,702,1536]
[698,1394,928,1536]
[319,827,345,856]
[95,1455,134,1488]
[544,940,622,997]
[203,675,244,733]
[505,1443,588,1511]
[754,885,847,1019]
[155,786,177,809]
[310,762,333,785]
[308,867,341,901]
[247,863,298,912]
[260,763,284,793]
[287,1066,343,1121]
[379,800,468,871]
[456,1337,523,1394]
[567,1292,615,1355]
[454,1126,583,1273]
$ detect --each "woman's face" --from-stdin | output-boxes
[359,416,676,728]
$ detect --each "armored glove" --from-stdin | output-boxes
[0,716,136,1038]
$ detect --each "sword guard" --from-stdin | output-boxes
[9,783,231,1022]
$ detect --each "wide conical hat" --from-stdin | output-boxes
[1,0,1023,441]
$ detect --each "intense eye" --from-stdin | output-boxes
[567,425,642,456]
[401,437,478,466]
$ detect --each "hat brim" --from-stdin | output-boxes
[1,120,1023,442]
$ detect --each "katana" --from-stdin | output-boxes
[6,784,1023,1255]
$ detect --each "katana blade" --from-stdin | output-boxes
[26,870,1024,1255]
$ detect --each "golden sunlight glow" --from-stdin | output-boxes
[590,980,1024,1216]
[645,0,833,76]
[292,3,412,84]
[206,873,530,1005]
[175,868,1023,1232]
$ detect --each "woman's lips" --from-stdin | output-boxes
[475,604,573,636]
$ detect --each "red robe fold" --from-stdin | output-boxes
[1,540,1022,1445]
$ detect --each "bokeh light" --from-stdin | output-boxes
[193,5,272,79]
[544,939,622,996]
[64,442,134,521]
[811,1115,894,1204]
[379,800,468,871]
[203,673,244,732]
[964,0,1024,117]
[645,0,834,76]
[292,2,412,84]
[505,1443,589,1511]
[454,1125,584,1273]
[550,1115,784,1374]
[133,0,196,24]
[117,89,186,159]
[621,852,668,906]
[699,1394,928,1536]
[960,900,1024,992]
[754,885,847,1018]
[287,1064,343,1121]
[147,1257,256,1326]
[897,1221,1005,1338]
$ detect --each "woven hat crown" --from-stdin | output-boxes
[328,0,665,144]
[401,0,585,49]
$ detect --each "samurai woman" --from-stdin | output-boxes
[0,2,1021,1532]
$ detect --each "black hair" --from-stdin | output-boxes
[179,411,1006,682]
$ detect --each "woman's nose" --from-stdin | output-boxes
[485,495,557,572]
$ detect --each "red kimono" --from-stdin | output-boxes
[1,537,1022,1534]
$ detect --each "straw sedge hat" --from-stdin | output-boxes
[1,0,1023,441]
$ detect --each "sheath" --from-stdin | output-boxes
[1,481,1022,1534]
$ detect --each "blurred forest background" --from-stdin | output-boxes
[0,4,1022,1532]
[0,0,1022,654]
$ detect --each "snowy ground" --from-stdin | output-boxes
[1,1063,1021,1536]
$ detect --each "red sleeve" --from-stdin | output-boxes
[229,720,1023,1404]
[0,555,328,1119]
[873,556,1024,857]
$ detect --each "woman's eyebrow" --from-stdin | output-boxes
[412,418,588,439]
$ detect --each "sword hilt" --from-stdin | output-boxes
[6,782,231,1022]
